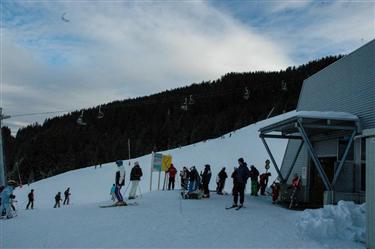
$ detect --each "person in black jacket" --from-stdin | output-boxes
[129,161,143,199]
[63,187,71,205]
[202,164,212,198]
[217,167,228,195]
[26,189,34,209]
[230,158,250,208]
[188,166,200,192]
[249,165,260,196]
[54,192,61,208]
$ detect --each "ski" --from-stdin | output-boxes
[99,202,138,208]
[235,205,244,210]
[225,206,237,210]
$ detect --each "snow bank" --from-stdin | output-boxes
[297,201,366,243]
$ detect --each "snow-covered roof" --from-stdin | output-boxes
[259,110,359,133]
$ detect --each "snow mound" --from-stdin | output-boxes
[297,201,366,243]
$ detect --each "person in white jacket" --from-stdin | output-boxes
[114,160,126,205]
[129,161,143,200]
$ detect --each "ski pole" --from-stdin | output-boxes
[138,184,143,199]
[123,181,131,195]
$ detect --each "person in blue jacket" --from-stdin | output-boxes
[110,184,116,202]
[0,180,18,219]
[230,158,250,208]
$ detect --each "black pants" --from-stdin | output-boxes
[54,201,60,208]
[26,200,34,209]
[203,183,210,196]
[233,182,245,205]
[218,180,225,193]
[168,177,175,190]
[63,197,69,205]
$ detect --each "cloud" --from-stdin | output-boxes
[2,1,293,133]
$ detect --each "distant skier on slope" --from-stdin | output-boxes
[249,165,260,196]
[217,167,228,195]
[63,187,71,205]
[202,164,212,198]
[229,158,250,209]
[166,164,177,190]
[54,192,62,208]
[114,160,126,205]
[0,180,18,219]
[129,161,143,199]
[26,189,34,209]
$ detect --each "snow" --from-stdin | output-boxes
[1,113,365,248]
[297,201,366,244]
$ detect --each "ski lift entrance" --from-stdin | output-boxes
[243,87,250,100]
[76,111,87,125]
[97,106,104,119]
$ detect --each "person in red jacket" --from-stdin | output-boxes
[259,172,271,195]
[167,164,177,190]
[271,180,280,204]
[289,173,302,208]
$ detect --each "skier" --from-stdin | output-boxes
[166,164,177,190]
[179,167,190,190]
[271,179,281,204]
[259,172,272,195]
[63,187,71,205]
[110,184,116,202]
[54,192,62,208]
[114,160,126,205]
[289,173,302,208]
[26,189,34,209]
[249,165,260,196]
[201,164,212,198]
[129,161,143,200]
[188,166,200,193]
[0,180,18,219]
[217,167,228,195]
[229,158,250,209]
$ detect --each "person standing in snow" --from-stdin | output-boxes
[26,189,34,209]
[114,160,126,205]
[188,166,200,193]
[202,164,212,198]
[110,184,116,202]
[54,192,62,208]
[63,187,71,205]
[180,167,190,190]
[129,161,143,200]
[271,179,281,204]
[289,173,302,208]
[217,167,228,195]
[0,180,18,219]
[230,158,250,208]
[259,172,272,196]
[166,164,177,190]
[249,165,260,196]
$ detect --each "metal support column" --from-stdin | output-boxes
[332,129,357,187]
[284,140,304,183]
[260,135,284,182]
[297,121,332,191]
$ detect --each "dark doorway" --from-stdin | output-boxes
[309,157,336,205]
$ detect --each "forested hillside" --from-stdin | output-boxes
[2,56,341,183]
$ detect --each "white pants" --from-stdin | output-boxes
[129,180,139,198]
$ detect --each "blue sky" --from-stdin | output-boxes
[1,0,374,133]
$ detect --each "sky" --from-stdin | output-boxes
[1,0,374,134]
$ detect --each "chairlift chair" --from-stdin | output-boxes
[76,110,87,125]
[97,106,104,119]
[281,81,288,91]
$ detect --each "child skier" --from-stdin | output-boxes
[271,179,281,204]
[110,184,116,202]
[63,187,71,205]
[54,192,62,208]
[129,161,143,199]
[26,189,34,209]
[114,160,126,205]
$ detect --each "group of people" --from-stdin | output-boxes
[179,164,212,198]
[111,160,143,206]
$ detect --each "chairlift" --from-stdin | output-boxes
[181,98,188,111]
[76,111,87,125]
[188,95,195,105]
[281,81,288,91]
[97,106,104,119]
[243,87,250,100]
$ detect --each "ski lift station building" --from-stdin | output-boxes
[258,40,375,247]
